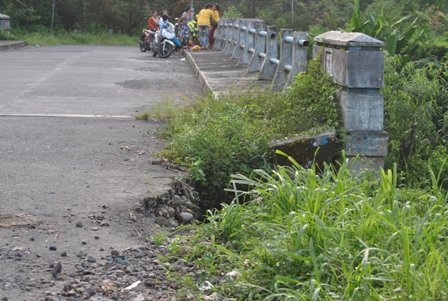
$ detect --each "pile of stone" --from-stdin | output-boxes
[142,180,200,228]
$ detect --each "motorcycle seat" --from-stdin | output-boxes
[143,29,156,35]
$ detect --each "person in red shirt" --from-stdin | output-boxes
[148,10,159,31]
[208,4,220,48]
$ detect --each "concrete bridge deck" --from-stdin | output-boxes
[0,41,271,97]
[184,49,271,97]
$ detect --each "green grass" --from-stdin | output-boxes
[11,29,137,46]
[152,231,168,246]
[135,112,150,120]
[164,155,448,300]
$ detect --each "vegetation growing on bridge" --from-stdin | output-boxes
[159,59,341,211]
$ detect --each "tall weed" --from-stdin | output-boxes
[179,157,448,300]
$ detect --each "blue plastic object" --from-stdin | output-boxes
[173,36,182,47]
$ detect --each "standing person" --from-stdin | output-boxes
[179,17,190,48]
[180,5,194,23]
[208,4,220,48]
[159,14,169,31]
[147,10,159,31]
[188,16,199,46]
[159,9,168,25]
[197,4,218,49]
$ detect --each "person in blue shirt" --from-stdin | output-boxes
[159,15,169,31]
[179,17,190,47]
[153,14,170,57]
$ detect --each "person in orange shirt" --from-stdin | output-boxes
[148,10,159,31]
[196,3,219,48]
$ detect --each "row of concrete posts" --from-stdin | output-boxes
[213,18,388,171]
[214,18,309,92]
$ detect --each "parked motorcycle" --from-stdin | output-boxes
[139,29,155,52]
[152,21,177,58]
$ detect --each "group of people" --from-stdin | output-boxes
[197,3,220,49]
[147,3,220,50]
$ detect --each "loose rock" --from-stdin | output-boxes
[52,262,62,277]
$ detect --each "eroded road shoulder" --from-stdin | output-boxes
[0,45,201,300]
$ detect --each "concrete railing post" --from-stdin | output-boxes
[226,19,239,55]
[313,31,388,171]
[222,19,234,54]
[0,13,11,33]
[238,21,257,65]
[258,25,278,80]
[271,29,293,91]
[221,19,231,50]
[232,20,246,60]
[248,23,267,73]
[214,19,225,51]
[286,31,309,88]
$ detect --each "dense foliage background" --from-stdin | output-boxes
[1,0,447,37]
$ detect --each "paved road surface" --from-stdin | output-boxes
[0,45,195,116]
[0,45,201,300]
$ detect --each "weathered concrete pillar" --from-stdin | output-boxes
[232,20,247,60]
[313,31,388,171]
[248,23,267,73]
[238,21,254,65]
[214,19,225,51]
[221,19,231,50]
[271,29,293,91]
[258,25,278,80]
[222,19,234,54]
[226,19,239,55]
[0,13,11,33]
[286,32,309,88]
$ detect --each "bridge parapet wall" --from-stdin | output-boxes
[212,21,388,171]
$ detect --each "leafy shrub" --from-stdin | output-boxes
[0,29,13,40]
[161,93,274,211]
[221,6,243,18]
[282,59,341,132]
[383,55,447,186]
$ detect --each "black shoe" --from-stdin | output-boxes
[152,53,157,57]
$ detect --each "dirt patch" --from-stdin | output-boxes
[0,214,38,228]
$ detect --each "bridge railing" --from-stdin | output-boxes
[213,19,388,172]
[215,18,308,92]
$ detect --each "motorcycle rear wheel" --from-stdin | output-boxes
[158,43,173,58]
[139,35,148,52]
[139,41,148,52]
